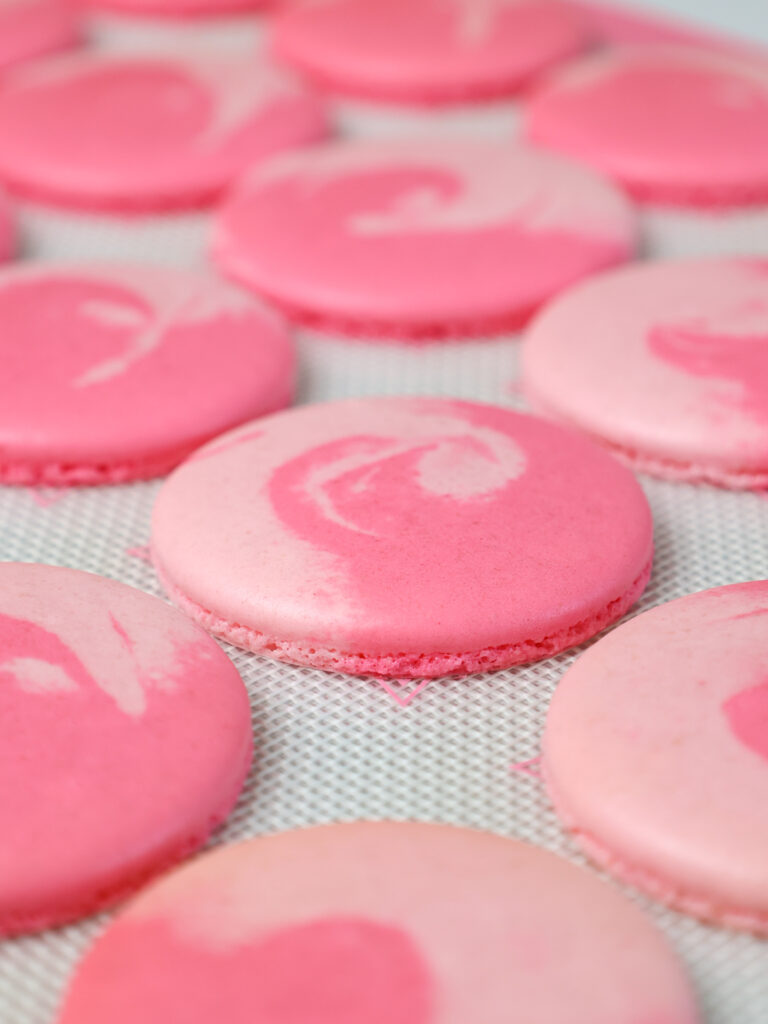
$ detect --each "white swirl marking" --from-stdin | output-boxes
[71,269,256,389]
[251,141,628,241]
[447,0,524,45]
[6,658,79,695]
[300,420,527,538]
[188,59,308,149]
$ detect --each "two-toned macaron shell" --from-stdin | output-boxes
[84,0,271,14]
[526,45,768,208]
[0,563,253,936]
[522,257,768,489]
[0,263,296,485]
[0,51,328,210]
[271,0,595,104]
[544,581,768,933]
[214,138,637,337]
[0,188,14,261]
[151,397,653,677]
[0,0,79,74]
[56,823,700,1024]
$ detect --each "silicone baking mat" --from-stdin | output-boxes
[1,6,768,1023]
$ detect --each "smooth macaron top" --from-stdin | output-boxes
[214,139,636,336]
[271,0,593,103]
[56,823,699,1024]
[0,562,253,937]
[152,397,653,674]
[544,581,768,932]
[526,45,768,206]
[0,51,328,210]
[522,258,768,488]
[84,0,270,14]
[0,263,296,484]
[0,0,79,73]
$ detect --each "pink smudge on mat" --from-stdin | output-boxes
[27,488,67,509]
[127,545,152,564]
[510,756,543,779]
[378,678,432,707]
[723,679,768,763]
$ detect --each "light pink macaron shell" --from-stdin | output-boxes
[0,0,79,73]
[151,397,653,677]
[0,563,253,936]
[0,52,328,210]
[544,581,768,932]
[56,823,699,1024]
[271,0,594,103]
[213,139,636,337]
[0,264,296,485]
[526,45,768,207]
[522,258,768,488]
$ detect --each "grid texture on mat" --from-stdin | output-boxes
[1,10,768,1024]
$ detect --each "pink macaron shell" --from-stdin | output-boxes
[213,139,637,338]
[544,581,768,932]
[0,189,15,261]
[0,563,253,936]
[522,258,768,489]
[271,0,594,105]
[0,0,79,73]
[0,264,296,485]
[0,52,328,211]
[56,823,699,1024]
[526,45,768,208]
[151,398,653,677]
[84,0,272,15]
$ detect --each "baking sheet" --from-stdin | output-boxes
[1,7,768,1023]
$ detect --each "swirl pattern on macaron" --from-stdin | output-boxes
[214,140,635,337]
[522,258,768,488]
[0,53,328,210]
[56,823,699,1024]
[152,397,653,677]
[0,563,252,936]
[0,264,295,485]
[544,581,768,932]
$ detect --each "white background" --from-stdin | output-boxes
[628,0,768,43]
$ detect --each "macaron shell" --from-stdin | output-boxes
[0,563,253,936]
[271,0,594,104]
[526,46,768,207]
[522,258,768,488]
[213,140,636,336]
[0,53,328,210]
[0,264,296,485]
[151,398,653,676]
[56,823,699,1024]
[0,0,79,73]
[86,0,271,14]
[0,190,14,261]
[544,581,768,931]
